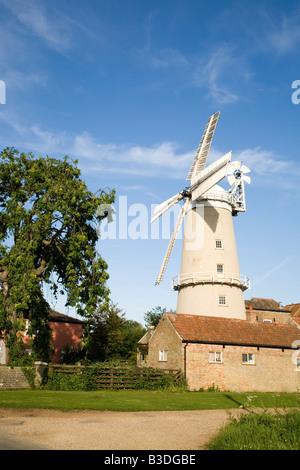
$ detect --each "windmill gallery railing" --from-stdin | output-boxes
[172,272,250,291]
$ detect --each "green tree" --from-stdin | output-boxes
[85,304,146,363]
[85,302,125,361]
[119,319,146,362]
[143,306,174,328]
[0,148,115,362]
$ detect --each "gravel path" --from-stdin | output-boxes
[0,408,242,450]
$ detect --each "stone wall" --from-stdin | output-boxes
[0,362,47,390]
[0,365,30,390]
[147,315,183,370]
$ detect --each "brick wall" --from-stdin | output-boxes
[0,365,30,390]
[246,307,291,324]
[146,316,300,392]
[185,343,300,392]
[49,320,83,363]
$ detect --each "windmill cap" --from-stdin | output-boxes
[201,184,230,198]
[196,184,232,209]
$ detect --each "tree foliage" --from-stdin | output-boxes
[0,148,115,362]
[143,306,174,327]
[85,303,146,363]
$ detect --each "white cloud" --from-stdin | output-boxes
[0,0,72,52]
[232,146,300,194]
[136,46,188,69]
[193,45,249,105]
[266,11,300,54]
[234,147,295,175]
[2,115,299,186]
[70,131,193,177]
[16,125,193,178]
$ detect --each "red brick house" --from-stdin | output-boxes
[245,297,292,324]
[138,300,300,392]
[47,309,84,363]
[0,309,84,364]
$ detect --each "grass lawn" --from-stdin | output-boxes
[0,389,299,412]
[206,409,300,450]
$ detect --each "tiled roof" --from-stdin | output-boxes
[245,297,289,312]
[285,304,300,318]
[292,318,300,327]
[49,309,84,324]
[165,313,300,349]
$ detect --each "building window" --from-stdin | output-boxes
[242,353,255,364]
[159,349,168,362]
[218,295,227,306]
[215,240,223,249]
[217,264,224,273]
[296,357,300,369]
[209,351,222,363]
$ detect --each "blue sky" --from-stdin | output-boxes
[0,0,300,324]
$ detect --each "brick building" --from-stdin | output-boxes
[245,297,292,324]
[0,309,84,364]
[137,298,300,392]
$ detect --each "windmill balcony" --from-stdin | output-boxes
[172,272,250,291]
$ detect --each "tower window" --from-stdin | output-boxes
[217,264,224,273]
[215,240,223,249]
[218,295,227,306]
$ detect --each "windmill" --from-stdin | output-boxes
[151,111,251,319]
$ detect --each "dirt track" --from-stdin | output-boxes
[0,408,243,450]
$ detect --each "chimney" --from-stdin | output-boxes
[247,304,257,323]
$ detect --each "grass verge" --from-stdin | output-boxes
[0,389,299,412]
[206,409,300,450]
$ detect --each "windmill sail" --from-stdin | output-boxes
[151,152,231,223]
[190,151,231,201]
[155,197,190,285]
[154,154,231,284]
[151,191,186,224]
[151,111,248,285]
[186,111,220,181]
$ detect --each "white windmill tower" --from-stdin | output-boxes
[151,111,251,320]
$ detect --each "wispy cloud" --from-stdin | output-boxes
[233,146,300,195]
[13,125,193,179]
[0,0,72,53]
[265,8,300,54]
[234,146,297,176]
[71,132,193,178]
[1,113,299,185]
[135,45,188,70]
[195,46,240,105]
[252,256,292,287]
